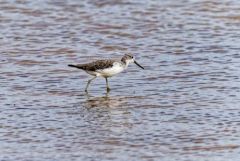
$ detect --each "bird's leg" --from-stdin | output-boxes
[85,76,96,92]
[105,77,111,92]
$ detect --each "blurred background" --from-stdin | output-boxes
[1,0,240,160]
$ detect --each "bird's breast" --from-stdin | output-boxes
[97,63,124,77]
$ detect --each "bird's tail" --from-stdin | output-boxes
[68,64,84,69]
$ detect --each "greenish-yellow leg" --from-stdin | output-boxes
[105,78,111,92]
[85,76,96,92]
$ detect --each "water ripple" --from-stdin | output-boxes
[1,0,240,161]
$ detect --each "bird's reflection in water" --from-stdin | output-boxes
[80,92,134,136]
[84,91,126,109]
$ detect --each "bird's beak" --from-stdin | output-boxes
[134,60,144,69]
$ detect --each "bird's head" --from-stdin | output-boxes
[121,53,144,69]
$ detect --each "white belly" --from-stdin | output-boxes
[97,63,124,77]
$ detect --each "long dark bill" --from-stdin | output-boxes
[134,60,144,69]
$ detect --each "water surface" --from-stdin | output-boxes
[1,0,240,160]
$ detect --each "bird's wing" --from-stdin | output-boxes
[86,59,115,71]
[72,59,115,71]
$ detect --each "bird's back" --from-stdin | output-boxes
[68,59,116,71]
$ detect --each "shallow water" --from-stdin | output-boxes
[1,0,240,160]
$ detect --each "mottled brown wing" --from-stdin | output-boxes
[71,59,114,71]
[85,59,114,71]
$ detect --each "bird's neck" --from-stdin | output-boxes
[121,60,130,69]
